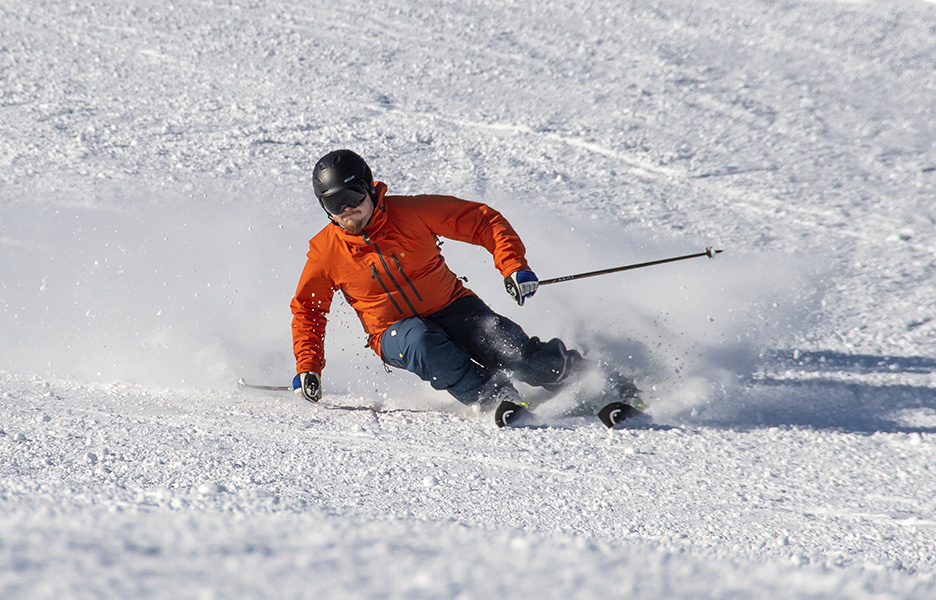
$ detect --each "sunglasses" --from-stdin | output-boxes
[320,186,368,215]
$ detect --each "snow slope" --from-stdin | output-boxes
[2,0,936,597]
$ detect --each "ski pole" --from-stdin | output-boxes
[538,247,723,286]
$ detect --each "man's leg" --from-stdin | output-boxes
[379,316,488,405]
[428,295,587,391]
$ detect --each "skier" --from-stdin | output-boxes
[290,149,634,426]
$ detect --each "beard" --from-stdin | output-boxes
[341,218,365,235]
[335,197,374,235]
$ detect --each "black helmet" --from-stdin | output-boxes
[312,149,376,215]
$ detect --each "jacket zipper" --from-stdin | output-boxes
[391,254,423,301]
[364,234,419,316]
[371,265,403,314]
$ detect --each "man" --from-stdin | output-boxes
[290,149,612,427]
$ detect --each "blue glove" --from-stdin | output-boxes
[504,270,539,306]
[292,372,322,402]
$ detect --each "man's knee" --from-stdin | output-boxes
[381,318,486,400]
[381,318,439,369]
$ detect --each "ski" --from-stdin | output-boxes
[500,370,647,428]
[496,398,645,429]
[238,378,645,428]
[236,378,434,417]
[237,378,291,392]
[597,401,643,428]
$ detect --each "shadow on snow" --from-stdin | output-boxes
[689,350,936,435]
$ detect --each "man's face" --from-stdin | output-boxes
[334,194,375,235]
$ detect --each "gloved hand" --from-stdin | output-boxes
[292,371,322,402]
[504,270,539,306]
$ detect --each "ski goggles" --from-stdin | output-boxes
[319,186,368,215]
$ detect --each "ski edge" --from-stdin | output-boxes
[237,377,291,392]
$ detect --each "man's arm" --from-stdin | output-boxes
[410,195,539,304]
[290,256,335,375]
[407,195,530,277]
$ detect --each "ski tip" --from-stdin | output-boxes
[598,402,642,428]
[236,378,247,388]
[494,401,527,428]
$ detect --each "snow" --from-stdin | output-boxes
[1,0,935,597]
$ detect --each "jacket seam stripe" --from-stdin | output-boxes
[371,264,403,314]
[370,239,419,317]
[391,254,424,302]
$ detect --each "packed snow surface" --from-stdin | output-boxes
[2,0,936,598]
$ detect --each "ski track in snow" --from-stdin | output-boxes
[2,0,936,598]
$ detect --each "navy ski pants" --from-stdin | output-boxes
[379,294,582,404]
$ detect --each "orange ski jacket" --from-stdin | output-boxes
[291,182,530,374]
